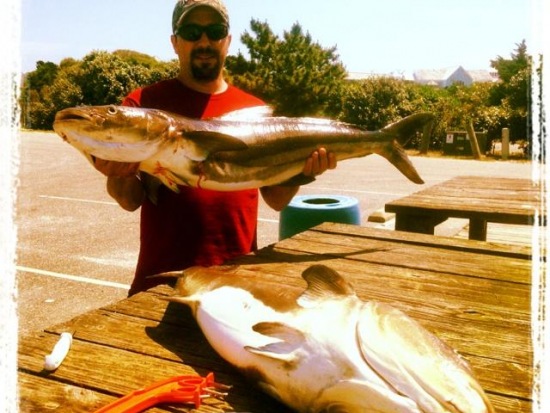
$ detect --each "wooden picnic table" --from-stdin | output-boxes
[385,175,544,241]
[18,222,533,412]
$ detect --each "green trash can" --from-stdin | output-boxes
[279,195,361,240]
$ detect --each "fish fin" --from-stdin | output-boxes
[378,113,434,185]
[216,105,274,120]
[148,270,184,279]
[381,112,434,145]
[146,162,185,193]
[278,173,316,187]
[162,295,193,305]
[357,301,494,413]
[378,141,424,184]
[153,171,182,193]
[244,322,304,363]
[140,173,162,205]
[297,265,356,308]
[82,152,96,166]
[183,131,248,155]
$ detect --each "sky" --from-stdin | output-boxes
[21,0,536,77]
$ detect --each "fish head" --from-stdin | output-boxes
[53,105,175,162]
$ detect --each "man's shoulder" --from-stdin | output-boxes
[221,85,265,111]
[123,79,179,106]
[226,84,263,103]
[139,78,181,97]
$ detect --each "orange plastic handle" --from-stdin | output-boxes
[93,373,217,413]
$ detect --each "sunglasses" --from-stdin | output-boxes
[176,24,229,41]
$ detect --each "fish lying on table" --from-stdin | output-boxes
[53,105,432,193]
[162,264,494,413]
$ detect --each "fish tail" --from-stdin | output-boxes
[379,141,424,184]
[379,113,434,184]
[381,113,434,146]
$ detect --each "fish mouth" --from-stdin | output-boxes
[53,107,110,146]
[54,107,97,123]
[53,107,106,141]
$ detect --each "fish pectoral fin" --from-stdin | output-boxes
[244,321,305,363]
[184,131,248,154]
[141,173,163,205]
[297,265,356,308]
[154,173,181,193]
[245,345,296,363]
[357,301,494,413]
[278,173,316,187]
[145,164,185,193]
[82,152,96,166]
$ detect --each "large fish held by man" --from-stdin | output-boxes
[53,105,432,192]
[163,264,495,413]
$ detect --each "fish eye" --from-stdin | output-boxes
[107,106,118,115]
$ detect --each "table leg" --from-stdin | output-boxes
[394,214,446,235]
[469,218,488,241]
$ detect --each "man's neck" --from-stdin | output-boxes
[177,72,229,95]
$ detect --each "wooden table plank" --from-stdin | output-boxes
[384,176,544,240]
[388,195,537,222]
[305,222,533,259]
[18,373,121,413]
[273,227,532,285]
[18,223,532,413]
[19,320,290,412]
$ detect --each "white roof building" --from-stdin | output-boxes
[346,71,414,81]
[347,66,498,87]
[413,66,498,87]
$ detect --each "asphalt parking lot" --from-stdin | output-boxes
[15,130,533,334]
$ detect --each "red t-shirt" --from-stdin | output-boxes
[122,79,264,295]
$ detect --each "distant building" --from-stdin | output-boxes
[347,66,498,86]
[413,66,499,87]
[346,71,412,81]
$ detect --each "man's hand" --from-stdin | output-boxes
[302,147,337,177]
[90,157,144,211]
[261,148,337,211]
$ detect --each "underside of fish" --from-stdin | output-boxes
[163,264,495,413]
[53,105,432,192]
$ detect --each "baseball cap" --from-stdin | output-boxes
[172,0,229,33]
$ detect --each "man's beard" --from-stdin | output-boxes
[191,47,223,82]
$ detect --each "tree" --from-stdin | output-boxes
[20,61,59,128]
[23,61,58,91]
[491,40,529,84]
[20,50,178,129]
[489,40,531,142]
[75,51,150,105]
[226,20,346,116]
[332,77,425,129]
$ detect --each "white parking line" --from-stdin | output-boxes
[39,195,118,205]
[41,194,280,224]
[16,265,130,290]
[304,187,409,196]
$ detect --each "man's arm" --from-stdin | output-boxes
[260,148,337,211]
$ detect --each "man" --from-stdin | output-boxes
[94,0,336,296]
